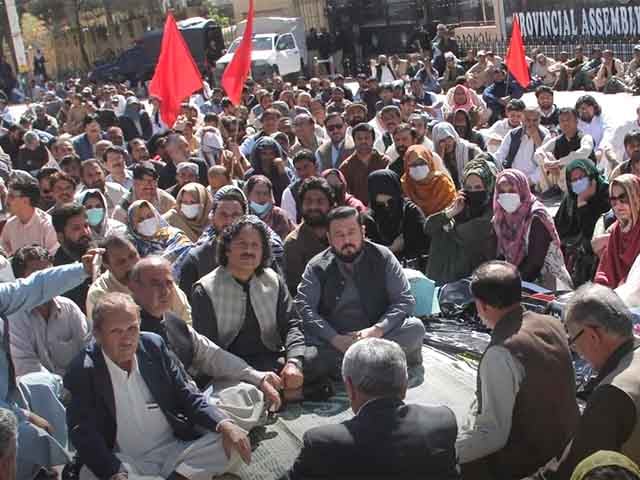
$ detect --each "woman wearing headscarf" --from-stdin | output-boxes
[594,174,640,288]
[571,451,640,480]
[426,158,498,284]
[162,182,213,242]
[363,170,430,265]
[401,144,456,217]
[554,159,611,286]
[321,169,366,212]
[244,136,294,205]
[432,121,484,188]
[245,175,294,241]
[127,200,193,279]
[118,96,152,141]
[77,189,126,241]
[443,84,488,122]
[493,169,572,289]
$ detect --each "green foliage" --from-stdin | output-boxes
[206,2,231,28]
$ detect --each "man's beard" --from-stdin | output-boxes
[333,243,363,263]
[396,145,408,158]
[349,117,365,127]
[67,237,92,256]
[580,113,594,123]
[303,210,328,227]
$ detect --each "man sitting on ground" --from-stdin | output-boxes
[86,234,192,326]
[457,261,579,480]
[129,256,282,422]
[295,206,425,389]
[288,338,458,480]
[191,216,306,402]
[64,292,252,480]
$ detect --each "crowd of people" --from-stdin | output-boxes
[0,28,640,480]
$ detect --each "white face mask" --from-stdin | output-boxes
[136,217,159,237]
[181,203,202,219]
[409,165,429,181]
[497,193,522,213]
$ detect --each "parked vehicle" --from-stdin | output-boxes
[89,17,225,84]
[215,17,308,82]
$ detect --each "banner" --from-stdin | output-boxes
[504,0,640,40]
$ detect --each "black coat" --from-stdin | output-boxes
[288,398,459,480]
[119,112,153,142]
[64,333,228,480]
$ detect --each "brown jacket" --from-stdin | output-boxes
[465,307,579,479]
[316,137,355,171]
[339,150,389,205]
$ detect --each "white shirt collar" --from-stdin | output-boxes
[104,350,138,382]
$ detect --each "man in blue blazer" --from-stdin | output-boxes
[64,292,251,480]
[71,114,103,161]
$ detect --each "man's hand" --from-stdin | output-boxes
[544,159,562,171]
[281,362,304,390]
[446,193,466,219]
[81,248,106,276]
[331,334,357,353]
[26,410,52,433]
[259,372,282,412]
[219,421,251,465]
[591,233,611,257]
[356,325,384,340]
[273,157,286,175]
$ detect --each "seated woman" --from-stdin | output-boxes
[77,189,126,241]
[363,170,429,267]
[163,182,213,242]
[127,199,193,279]
[401,145,456,217]
[443,84,488,125]
[594,174,640,289]
[245,175,295,240]
[426,159,498,284]
[554,159,611,287]
[493,169,572,289]
[322,168,366,212]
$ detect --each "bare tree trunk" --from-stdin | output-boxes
[66,0,91,69]
[102,0,120,50]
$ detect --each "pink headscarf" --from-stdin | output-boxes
[492,169,561,267]
[448,85,475,112]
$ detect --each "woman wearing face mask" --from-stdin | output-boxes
[493,169,572,289]
[363,170,430,266]
[77,189,126,241]
[127,200,193,279]
[554,159,610,286]
[163,183,213,242]
[244,175,294,241]
[425,158,498,284]
[594,174,640,289]
[401,145,456,217]
[321,169,366,212]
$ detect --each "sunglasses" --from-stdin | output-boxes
[567,329,584,346]
[609,193,629,204]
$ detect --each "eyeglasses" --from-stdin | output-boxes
[326,124,343,131]
[609,193,629,204]
[567,329,584,346]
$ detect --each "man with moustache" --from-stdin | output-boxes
[387,123,423,177]
[284,177,335,296]
[315,113,355,171]
[295,206,425,387]
[51,203,93,313]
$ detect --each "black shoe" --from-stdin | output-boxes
[303,381,335,401]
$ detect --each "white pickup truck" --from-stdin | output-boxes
[216,17,308,81]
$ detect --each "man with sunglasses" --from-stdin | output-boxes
[316,113,354,172]
[533,283,640,479]
[457,261,579,480]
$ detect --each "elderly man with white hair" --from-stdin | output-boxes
[533,283,640,479]
[287,338,458,479]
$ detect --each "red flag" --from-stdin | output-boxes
[505,15,530,89]
[221,0,255,106]
[149,13,203,128]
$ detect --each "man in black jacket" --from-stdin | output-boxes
[64,292,252,480]
[288,338,458,479]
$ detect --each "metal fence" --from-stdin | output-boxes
[457,39,640,61]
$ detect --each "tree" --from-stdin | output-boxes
[205,2,231,28]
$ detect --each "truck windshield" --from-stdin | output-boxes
[228,36,273,53]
